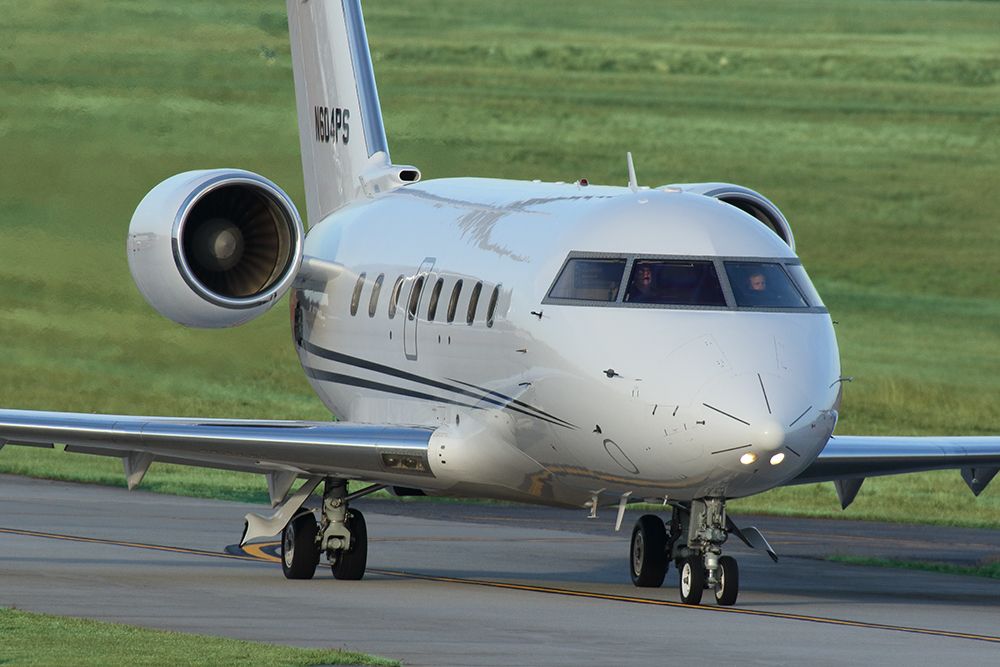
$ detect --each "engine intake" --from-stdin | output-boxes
[128,169,304,328]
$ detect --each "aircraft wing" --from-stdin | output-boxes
[786,434,1000,507]
[0,408,436,501]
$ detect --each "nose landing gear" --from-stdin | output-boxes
[629,497,742,606]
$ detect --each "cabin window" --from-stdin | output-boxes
[408,275,425,321]
[624,260,726,307]
[724,262,808,308]
[350,272,366,316]
[388,275,404,319]
[368,273,384,318]
[427,277,444,321]
[447,280,463,323]
[486,285,500,328]
[548,258,626,302]
[467,281,483,325]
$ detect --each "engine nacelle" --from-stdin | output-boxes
[661,182,795,251]
[127,169,304,328]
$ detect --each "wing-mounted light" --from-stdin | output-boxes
[127,169,304,328]
[661,182,795,251]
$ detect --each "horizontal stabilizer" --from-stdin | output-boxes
[961,467,998,497]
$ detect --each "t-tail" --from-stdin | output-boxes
[286,0,420,225]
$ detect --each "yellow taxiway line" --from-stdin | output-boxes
[2,526,997,645]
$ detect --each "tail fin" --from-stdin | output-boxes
[286,0,419,225]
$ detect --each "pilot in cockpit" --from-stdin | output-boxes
[628,264,656,302]
[748,271,767,293]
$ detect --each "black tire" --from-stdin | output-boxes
[281,511,319,580]
[715,555,739,606]
[630,514,668,587]
[331,509,368,580]
[678,556,705,605]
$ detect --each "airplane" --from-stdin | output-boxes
[1,0,997,607]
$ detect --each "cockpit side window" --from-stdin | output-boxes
[724,262,808,308]
[547,258,626,302]
[624,260,726,307]
[785,264,824,307]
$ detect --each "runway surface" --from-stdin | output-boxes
[1,474,997,666]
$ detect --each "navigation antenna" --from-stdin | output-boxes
[626,152,639,193]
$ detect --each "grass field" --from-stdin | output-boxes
[0,0,998,527]
[0,607,396,666]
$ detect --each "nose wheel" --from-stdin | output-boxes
[628,498,742,606]
[714,555,739,606]
[630,514,668,587]
[678,556,705,605]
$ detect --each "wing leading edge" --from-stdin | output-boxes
[787,434,1000,508]
[0,408,436,497]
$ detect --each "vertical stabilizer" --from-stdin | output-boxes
[286,0,419,225]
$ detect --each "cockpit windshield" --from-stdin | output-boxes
[548,258,626,302]
[724,261,808,308]
[544,252,826,313]
[624,260,726,306]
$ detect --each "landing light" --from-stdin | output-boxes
[739,452,757,465]
[770,452,786,466]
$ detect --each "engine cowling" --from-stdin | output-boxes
[127,169,304,328]
[661,182,795,251]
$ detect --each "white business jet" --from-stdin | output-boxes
[1,0,997,606]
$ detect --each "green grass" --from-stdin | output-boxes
[0,607,397,667]
[827,555,1000,580]
[0,0,998,525]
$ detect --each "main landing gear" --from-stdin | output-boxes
[629,497,742,606]
[280,478,369,581]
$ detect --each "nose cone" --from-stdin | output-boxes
[696,371,835,485]
[754,418,786,452]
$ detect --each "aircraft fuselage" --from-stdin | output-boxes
[293,177,841,508]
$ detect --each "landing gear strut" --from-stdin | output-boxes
[321,479,367,580]
[629,497,741,606]
[279,478,370,581]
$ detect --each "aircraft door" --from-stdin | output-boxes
[403,257,435,360]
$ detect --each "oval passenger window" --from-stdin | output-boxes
[466,281,482,325]
[350,272,366,316]
[486,285,500,328]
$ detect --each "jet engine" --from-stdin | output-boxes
[127,169,304,328]
[662,182,795,251]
